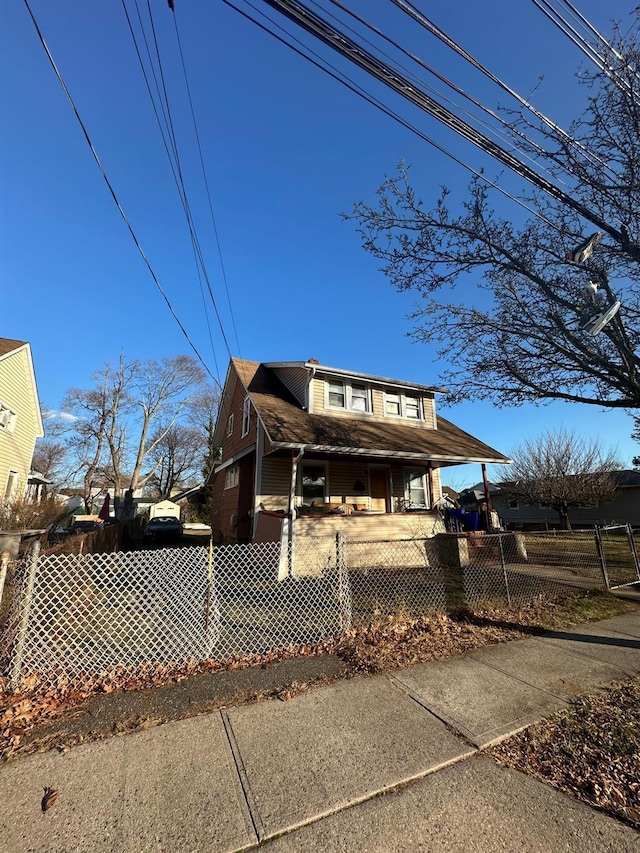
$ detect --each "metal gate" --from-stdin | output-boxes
[596,524,640,589]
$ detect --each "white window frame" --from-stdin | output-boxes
[5,470,19,501]
[325,379,372,414]
[300,462,328,505]
[0,401,18,433]
[226,413,234,437]
[241,396,251,437]
[384,390,423,421]
[224,465,239,489]
[404,470,428,508]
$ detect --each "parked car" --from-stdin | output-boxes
[143,516,183,546]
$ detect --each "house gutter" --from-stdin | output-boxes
[270,442,511,465]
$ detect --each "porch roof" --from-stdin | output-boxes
[234,359,510,465]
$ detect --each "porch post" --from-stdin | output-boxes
[427,464,435,510]
[481,463,493,529]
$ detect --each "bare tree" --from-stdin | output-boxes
[31,438,69,488]
[346,19,640,412]
[148,424,203,500]
[497,429,620,529]
[61,354,206,516]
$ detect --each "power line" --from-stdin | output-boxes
[224,0,560,230]
[22,0,219,387]
[169,5,242,355]
[254,0,627,245]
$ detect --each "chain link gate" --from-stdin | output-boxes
[596,524,640,589]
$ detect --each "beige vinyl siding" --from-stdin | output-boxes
[272,367,308,407]
[313,375,437,428]
[0,348,41,497]
[431,467,442,503]
[259,455,291,511]
[296,512,439,541]
[327,461,370,508]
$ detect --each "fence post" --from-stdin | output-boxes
[594,526,609,589]
[626,523,640,583]
[335,533,351,630]
[8,540,40,690]
[0,550,10,613]
[498,534,511,607]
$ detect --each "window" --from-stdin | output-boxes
[5,471,19,501]
[326,380,371,413]
[328,381,346,408]
[405,471,427,508]
[384,390,422,420]
[0,402,17,433]
[405,396,420,419]
[301,464,326,503]
[385,392,401,416]
[224,466,239,489]
[241,397,251,437]
[226,414,234,436]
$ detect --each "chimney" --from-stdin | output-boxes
[308,357,319,364]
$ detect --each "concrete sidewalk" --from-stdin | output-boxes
[1,612,638,852]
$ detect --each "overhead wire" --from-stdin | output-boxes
[121,0,221,380]
[225,0,561,230]
[169,6,242,355]
[252,0,625,244]
[131,0,235,373]
[316,0,572,187]
[21,0,219,386]
[388,0,619,182]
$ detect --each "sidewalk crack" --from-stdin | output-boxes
[221,710,265,843]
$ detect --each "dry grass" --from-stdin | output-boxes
[491,676,640,828]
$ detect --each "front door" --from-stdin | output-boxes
[369,467,390,512]
[236,453,255,540]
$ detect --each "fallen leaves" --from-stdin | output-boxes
[491,675,640,829]
[41,786,59,812]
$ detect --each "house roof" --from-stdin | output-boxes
[0,338,27,359]
[232,358,509,465]
[263,359,448,394]
[466,469,640,499]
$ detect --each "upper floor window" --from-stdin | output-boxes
[0,402,17,433]
[241,396,251,437]
[384,390,423,420]
[226,414,234,436]
[326,380,371,413]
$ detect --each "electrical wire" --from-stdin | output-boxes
[388,0,619,182]
[22,0,219,387]
[253,0,624,244]
[225,0,561,230]
[169,6,242,356]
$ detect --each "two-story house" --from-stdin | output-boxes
[0,338,44,502]
[211,358,509,544]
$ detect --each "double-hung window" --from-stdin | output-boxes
[326,380,371,413]
[405,471,427,508]
[226,414,234,436]
[0,402,17,433]
[224,466,239,489]
[384,390,422,420]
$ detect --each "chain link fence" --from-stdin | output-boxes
[1,528,631,690]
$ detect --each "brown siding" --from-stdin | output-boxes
[219,370,257,463]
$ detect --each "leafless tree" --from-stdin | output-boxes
[147,424,203,500]
[346,19,640,413]
[31,438,69,488]
[497,429,621,529]
[61,354,206,516]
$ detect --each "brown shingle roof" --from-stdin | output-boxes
[232,358,509,464]
[0,338,27,358]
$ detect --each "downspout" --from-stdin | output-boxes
[251,421,264,539]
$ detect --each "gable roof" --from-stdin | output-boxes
[230,358,509,465]
[0,338,44,437]
[0,338,27,359]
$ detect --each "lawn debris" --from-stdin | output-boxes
[491,675,640,829]
[41,786,59,812]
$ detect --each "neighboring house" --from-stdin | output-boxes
[211,358,509,543]
[0,338,44,503]
[461,471,640,529]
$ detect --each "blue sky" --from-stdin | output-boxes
[2,0,637,488]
